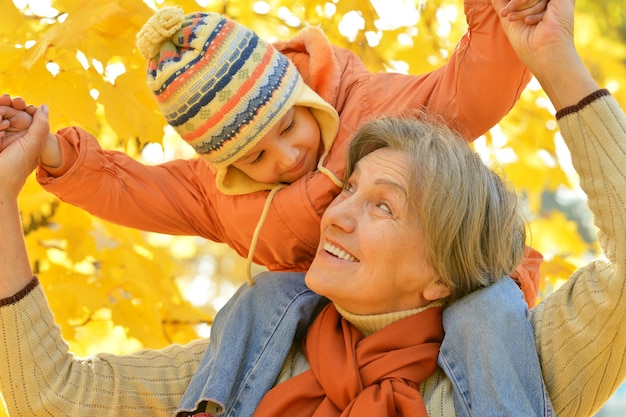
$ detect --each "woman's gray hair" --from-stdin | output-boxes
[345,115,526,302]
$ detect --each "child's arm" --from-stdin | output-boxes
[0,97,231,244]
[36,125,246,242]
[366,0,544,141]
[0,97,237,246]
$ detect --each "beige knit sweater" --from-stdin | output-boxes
[1,91,625,416]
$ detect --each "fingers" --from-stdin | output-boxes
[504,0,546,11]
[0,105,34,133]
[0,94,36,114]
[523,11,546,25]
[0,116,6,143]
[12,97,27,111]
[0,105,49,157]
[25,104,37,116]
[0,94,11,106]
[0,104,48,145]
[29,105,50,142]
[501,0,548,23]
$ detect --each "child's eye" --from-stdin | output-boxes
[281,119,295,135]
[251,150,265,164]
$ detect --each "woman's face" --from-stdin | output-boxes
[306,147,451,315]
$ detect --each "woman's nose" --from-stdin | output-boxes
[323,195,357,233]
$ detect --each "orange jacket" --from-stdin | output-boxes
[38,0,541,305]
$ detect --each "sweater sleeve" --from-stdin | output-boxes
[529,91,626,416]
[367,0,531,141]
[36,126,225,241]
[0,278,208,417]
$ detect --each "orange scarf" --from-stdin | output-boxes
[254,303,443,416]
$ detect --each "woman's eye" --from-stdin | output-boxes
[377,202,392,214]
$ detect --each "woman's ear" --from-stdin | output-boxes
[423,279,451,301]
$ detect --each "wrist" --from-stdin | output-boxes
[0,178,24,202]
[40,133,62,168]
[530,49,599,110]
[0,198,34,298]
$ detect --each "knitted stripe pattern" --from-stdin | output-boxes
[145,12,302,168]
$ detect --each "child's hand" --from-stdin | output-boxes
[0,94,36,114]
[499,0,548,25]
[0,94,36,145]
[0,94,37,122]
[0,108,34,132]
[0,94,61,168]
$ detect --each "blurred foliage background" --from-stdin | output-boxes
[0,0,625,415]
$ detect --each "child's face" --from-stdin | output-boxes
[232,106,322,184]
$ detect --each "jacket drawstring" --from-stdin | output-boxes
[317,164,343,188]
[317,145,344,188]
[245,184,287,285]
[245,162,342,286]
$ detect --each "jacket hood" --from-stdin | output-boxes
[216,26,342,196]
[215,81,339,195]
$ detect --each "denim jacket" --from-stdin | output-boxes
[176,271,553,417]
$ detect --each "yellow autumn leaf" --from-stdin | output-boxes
[528,211,594,260]
[95,70,166,144]
[537,255,579,302]
[0,3,28,36]
[15,62,100,133]
[23,0,126,68]
[68,308,145,356]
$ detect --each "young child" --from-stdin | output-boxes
[0,2,544,303]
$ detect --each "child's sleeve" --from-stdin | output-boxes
[36,126,225,240]
[368,0,531,141]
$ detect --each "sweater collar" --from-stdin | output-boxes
[334,300,447,337]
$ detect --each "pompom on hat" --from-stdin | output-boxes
[136,7,339,195]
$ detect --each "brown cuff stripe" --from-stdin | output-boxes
[556,89,611,120]
[0,277,40,307]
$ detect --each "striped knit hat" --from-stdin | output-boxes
[136,7,339,195]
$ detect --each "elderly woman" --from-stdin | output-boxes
[173,112,546,417]
[0,0,624,416]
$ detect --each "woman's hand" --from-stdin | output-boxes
[493,0,575,69]
[501,0,548,25]
[494,0,597,109]
[0,104,50,200]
